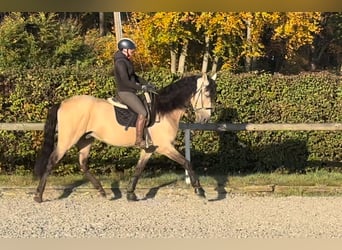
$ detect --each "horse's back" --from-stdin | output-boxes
[61,95,101,107]
[58,95,133,145]
[58,95,105,130]
[61,95,111,112]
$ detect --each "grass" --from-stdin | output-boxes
[1,168,342,190]
[226,170,342,187]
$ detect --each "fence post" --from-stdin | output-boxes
[184,128,191,184]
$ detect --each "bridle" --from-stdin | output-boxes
[192,80,214,112]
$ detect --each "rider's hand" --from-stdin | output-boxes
[141,84,155,91]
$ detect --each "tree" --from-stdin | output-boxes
[194,12,245,72]
[123,12,198,74]
[0,12,332,74]
[118,12,325,74]
[99,12,105,36]
[270,12,322,72]
[312,12,342,72]
[0,12,94,69]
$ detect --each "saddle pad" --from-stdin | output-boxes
[114,106,137,128]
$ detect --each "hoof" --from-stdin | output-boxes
[195,187,206,198]
[33,196,43,203]
[127,192,139,201]
[99,190,107,197]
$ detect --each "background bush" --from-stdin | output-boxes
[0,68,341,175]
[190,71,341,175]
[0,13,95,69]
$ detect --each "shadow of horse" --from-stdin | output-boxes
[110,180,123,200]
[191,107,310,202]
[58,179,89,200]
[141,180,179,200]
[109,179,178,201]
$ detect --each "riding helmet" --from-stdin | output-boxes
[118,38,136,50]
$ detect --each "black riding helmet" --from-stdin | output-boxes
[118,38,136,50]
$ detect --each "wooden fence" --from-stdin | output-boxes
[1,122,342,184]
[179,122,342,183]
[1,122,342,131]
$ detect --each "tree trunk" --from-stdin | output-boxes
[245,18,252,72]
[311,43,329,71]
[201,35,210,73]
[113,12,122,44]
[309,45,317,71]
[211,55,219,74]
[177,39,188,75]
[99,12,105,36]
[170,47,177,74]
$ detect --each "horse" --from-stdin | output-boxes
[33,73,217,203]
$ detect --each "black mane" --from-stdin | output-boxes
[155,75,215,116]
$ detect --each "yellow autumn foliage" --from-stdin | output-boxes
[84,29,116,66]
[273,12,322,58]
[88,12,323,71]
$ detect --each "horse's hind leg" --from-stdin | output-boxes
[34,149,66,203]
[77,136,106,197]
[158,146,206,198]
[127,150,153,201]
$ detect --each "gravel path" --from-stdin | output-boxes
[0,187,341,238]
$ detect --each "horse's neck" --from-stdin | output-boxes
[158,109,185,128]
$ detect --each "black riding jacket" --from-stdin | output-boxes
[113,50,147,93]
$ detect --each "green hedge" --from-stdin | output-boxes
[0,67,341,175]
[191,71,342,174]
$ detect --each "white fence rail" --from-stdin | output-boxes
[2,122,342,184]
[2,122,342,131]
[179,122,342,183]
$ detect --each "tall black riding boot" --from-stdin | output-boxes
[135,114,147,149]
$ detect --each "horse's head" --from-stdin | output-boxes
[190,73,217,123]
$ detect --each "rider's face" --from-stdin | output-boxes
[124,49,135,59]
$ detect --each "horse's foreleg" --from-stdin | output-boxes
[34,150,62,203]
[77,137,106,197]
[158,146,205,198]
[127,150,153,201]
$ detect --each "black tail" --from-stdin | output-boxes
[34,103,60,178]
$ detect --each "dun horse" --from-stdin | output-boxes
[34,73,217,202]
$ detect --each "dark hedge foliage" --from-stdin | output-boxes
[0,68,341,175]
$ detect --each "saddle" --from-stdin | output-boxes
[107,91,157,131]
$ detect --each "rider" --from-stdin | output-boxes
[113,38,153,149]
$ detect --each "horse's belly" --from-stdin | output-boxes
[91,124,136,146]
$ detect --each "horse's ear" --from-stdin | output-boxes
[202,72,208,82]
[211,73,217,81]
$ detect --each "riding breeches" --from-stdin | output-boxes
[117,91,147,117]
